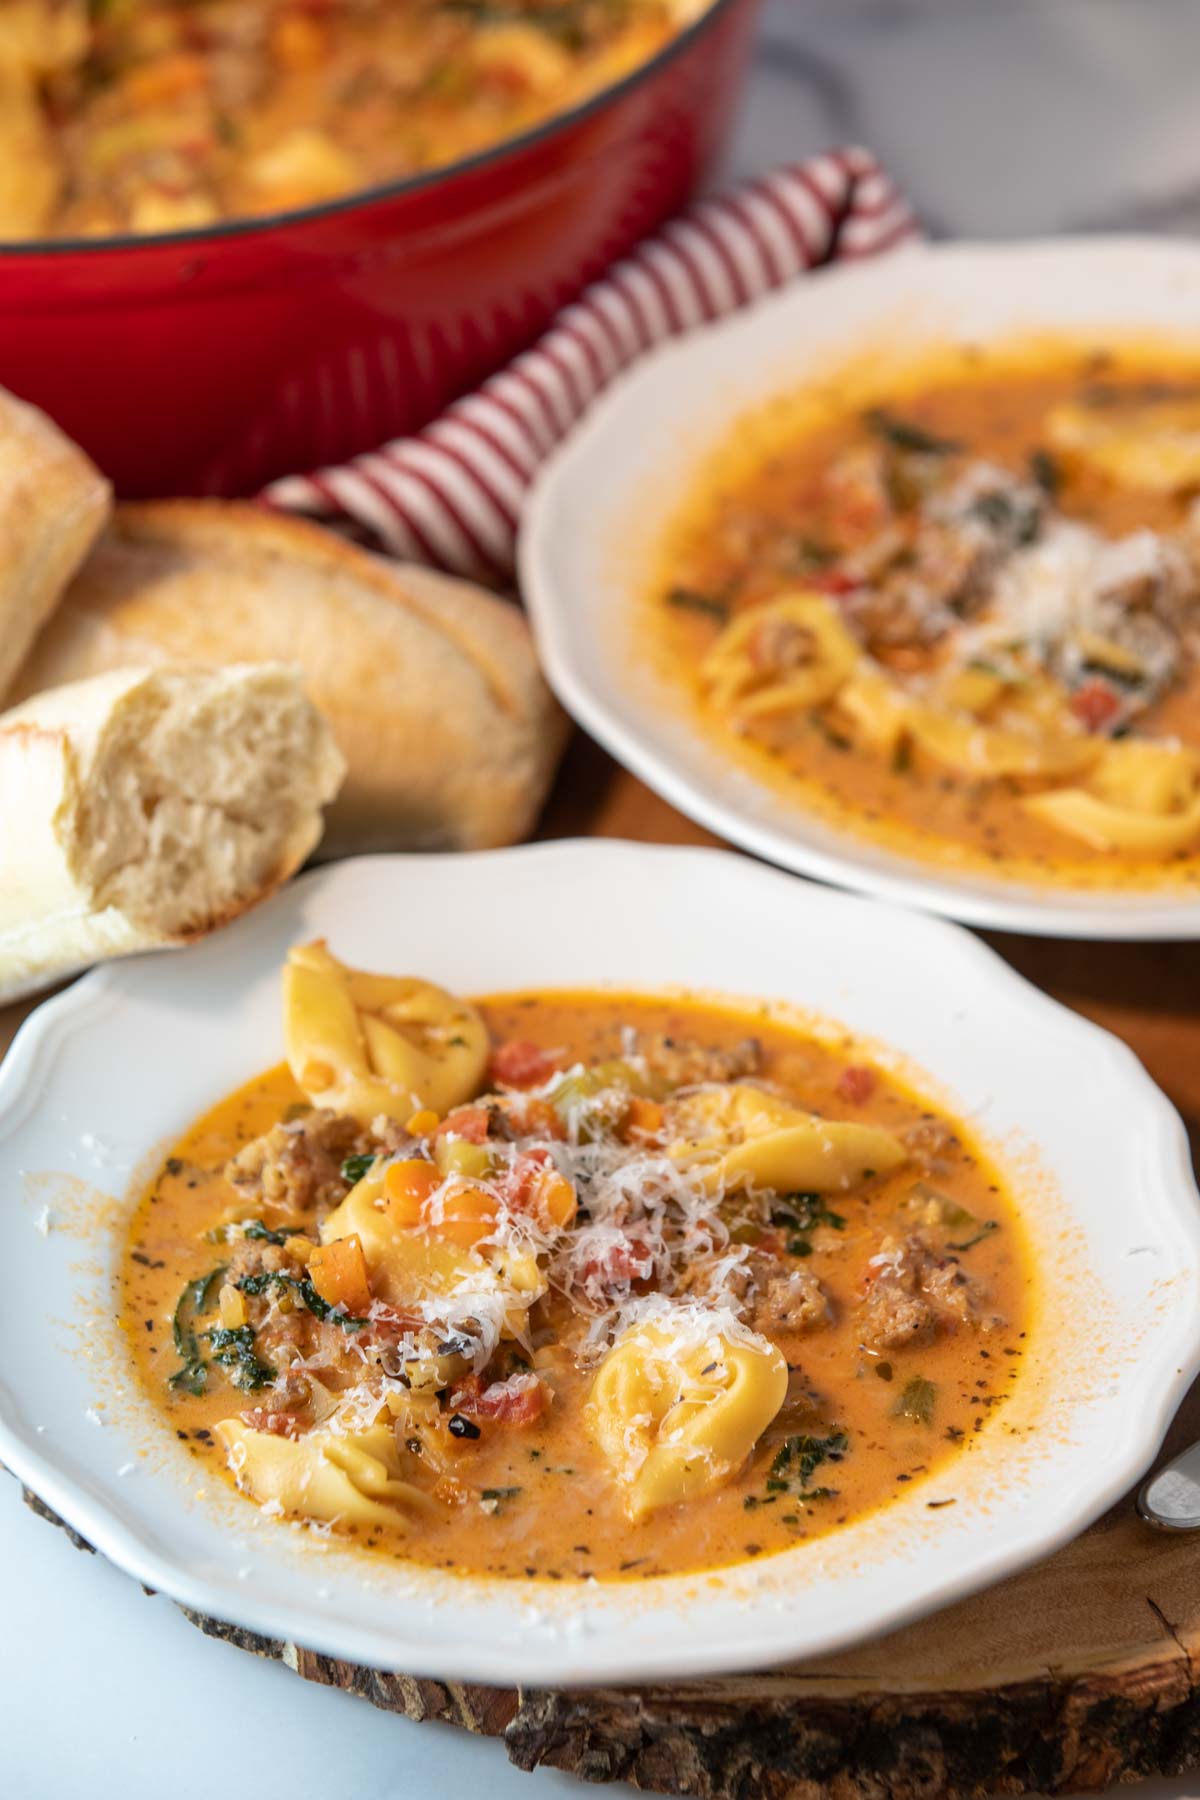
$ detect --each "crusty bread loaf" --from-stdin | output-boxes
[0,665,345,1003]
[11,502,568,857]
[0,386,110,698]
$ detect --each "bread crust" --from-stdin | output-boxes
[11,502,569,857]
[0,387,111,698]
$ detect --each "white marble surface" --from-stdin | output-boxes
[734,0,1200,238]
[7,8,1200,1797]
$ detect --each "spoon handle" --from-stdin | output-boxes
[1138,1440,1200,1530]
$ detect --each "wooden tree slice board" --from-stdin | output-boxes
[162,1381,1200,1800]
[10,755,1200,1800]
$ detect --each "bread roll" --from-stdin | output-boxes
[0,665,345,1004]
[0,386,110,698]
[11,502,568,857]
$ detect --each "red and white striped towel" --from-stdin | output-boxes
[263,146,917,584]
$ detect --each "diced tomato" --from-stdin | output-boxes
[479,62,534,100]
[452,1372,548,1427]
[502,1148,576,1230]
[239,1409,301,1438]
[489,1039,562,1089]
[479,1375,548,1425]
[836,1065,878,1105]
[448,1373,484,1409]
[434,1105,491,1144]
[359,1302,423,1348]
[809,567,861,598]
[505,1145,553,1194]
[576,1229,655,1292]
[505,1095,566,1140]
[1070,679,1122,732]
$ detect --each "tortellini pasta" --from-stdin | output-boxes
[700,593,861,720]
[1047,396,1200,494]
[321,1162,543,1331]
[588,1316,787,1520]
[831,662,912,754]
[906,700,1099,781]
[283,940,489,1123]
[213,1420,435,1530]
[1024,738,1200,852]
[671,1084,906,1193]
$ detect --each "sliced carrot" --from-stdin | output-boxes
[535,1169,576,1230]
[122,54,212,109]
[433,1182,497,1249]
[624,1097,666,1139]
[309,1233,372,1315]
[384,1158,441,1226]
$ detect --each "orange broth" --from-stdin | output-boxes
[120,992,1032,1580]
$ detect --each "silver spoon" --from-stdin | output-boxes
[1138,1442,1200,1530]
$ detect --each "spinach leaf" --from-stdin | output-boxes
[767,1429,848,1501]
[810,712,852,753]
[968,489,1041,545]
[240,1219,290,1245]
[789,534,837,570]
[340,1153,377,1186]
[167,1264,226,1394]
[771,1192,845,1257]
[894,1377,937,1424]
[235,1269,367,1331]
[206,1325,276,1393]
[664,586,731,624]
[480,1485,522,1513]
[1029,448,1062,496]
[865,409,962,456]
[948,1219,999,1252]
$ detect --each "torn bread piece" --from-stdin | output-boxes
[10,502,568,856]
[0,665,344,1003]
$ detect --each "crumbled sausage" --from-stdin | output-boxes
[640,1034,762,1088]
[858,1233,999,1350]
[750,1265,830,1335]
[225,1109,369,1220]
[902,1117,962,1178]
[224,1238,361,1392]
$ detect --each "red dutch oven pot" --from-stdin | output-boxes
[0,0,760,498]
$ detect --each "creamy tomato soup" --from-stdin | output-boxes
[120,943,1031,1580]
[652,342,1200,890]
[1,0,710,239]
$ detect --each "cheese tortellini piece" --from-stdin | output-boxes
[672,1083,906,1194]
[589,1316,787,1520]
[283,940,489,1123]
[831,662,912,754]
[321,1162,543,1331]
[906,698,1098,782]
[701,593,861,720]
[1024,738,1200,853]
[1047,396,1200,494]
[214,1420,435,1530]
